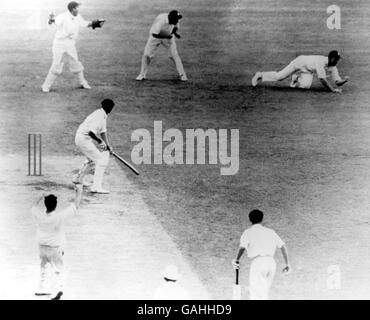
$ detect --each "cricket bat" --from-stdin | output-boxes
[232,268,242,300]
[112,151,140,176]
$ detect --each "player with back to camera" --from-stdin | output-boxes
[32,184,83,300]
[252,50,349,93]
[232,209,291,300]
[42,1,105,92]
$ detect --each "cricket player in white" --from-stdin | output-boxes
[32,184,83,300]
[252,50,349,93]
[74,99,115,194]
[154,265,190,300]
[232,209,290,300]
[136,10,188,82]
[42,2,105,92]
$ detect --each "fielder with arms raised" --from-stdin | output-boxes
[136,10,188,82]
[32,184,83,300]
[232,209,291,300]
[73,99,115,194]
[42,1,105,92]
[252,50,349,93]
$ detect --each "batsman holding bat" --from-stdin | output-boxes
[232,209,291,300]
[73,99,115,194]
[136,10,188,82]
[42,1,106,92]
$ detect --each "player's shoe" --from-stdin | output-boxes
[89,187,110,194]
[50,291,63,300]
[180,74,188,82]
[41,86,50,93]
[251,72,262,87]
[136,74,146,81]
[80,83,91,89]
[290,74,299,88]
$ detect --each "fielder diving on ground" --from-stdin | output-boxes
[252,50,349,93]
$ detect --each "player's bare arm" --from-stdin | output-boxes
[280,245,291,273]
[100,132,113,152]
[171,27,181,39]
[232,247,245,269]
[320,78,342,93]
[88,131,103,144]
[88,131,108,151]
[152,33,172,39]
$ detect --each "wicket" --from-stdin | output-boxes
[28,133,42,176]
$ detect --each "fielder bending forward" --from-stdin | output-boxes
[136,10,188,82]
[74,99,115,194]
[42,1,105,92]
[32,184,83,300]
[232,209,291,300]
[252,50,349,93]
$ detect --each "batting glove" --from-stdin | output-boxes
[282,264,291,274]
[231,259,240,270]
[98,142,107,152]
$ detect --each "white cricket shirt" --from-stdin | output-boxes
[54,11,89,41]
[76,108,108,136]
[240,224,285,258]
[32,204,77,247]
[149,13,178,37]
[293,55,341,80]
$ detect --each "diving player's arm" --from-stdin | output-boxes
[335,76,350,86]
[320,78,341,93]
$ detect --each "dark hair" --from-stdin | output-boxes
[328,50,340,60]
[68,1,80,12]
[44,194,57,212]
[169,10,182,24]
[101,99,115,113]
[249,209,263,224]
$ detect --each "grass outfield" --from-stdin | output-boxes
[1,0,370,299]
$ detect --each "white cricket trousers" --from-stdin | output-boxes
[39,245,64,292]
[42,39,88,89]
[75,134,110,189]
[261,59,298,82]
[249,256,276,300]
[139,36,186,77]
